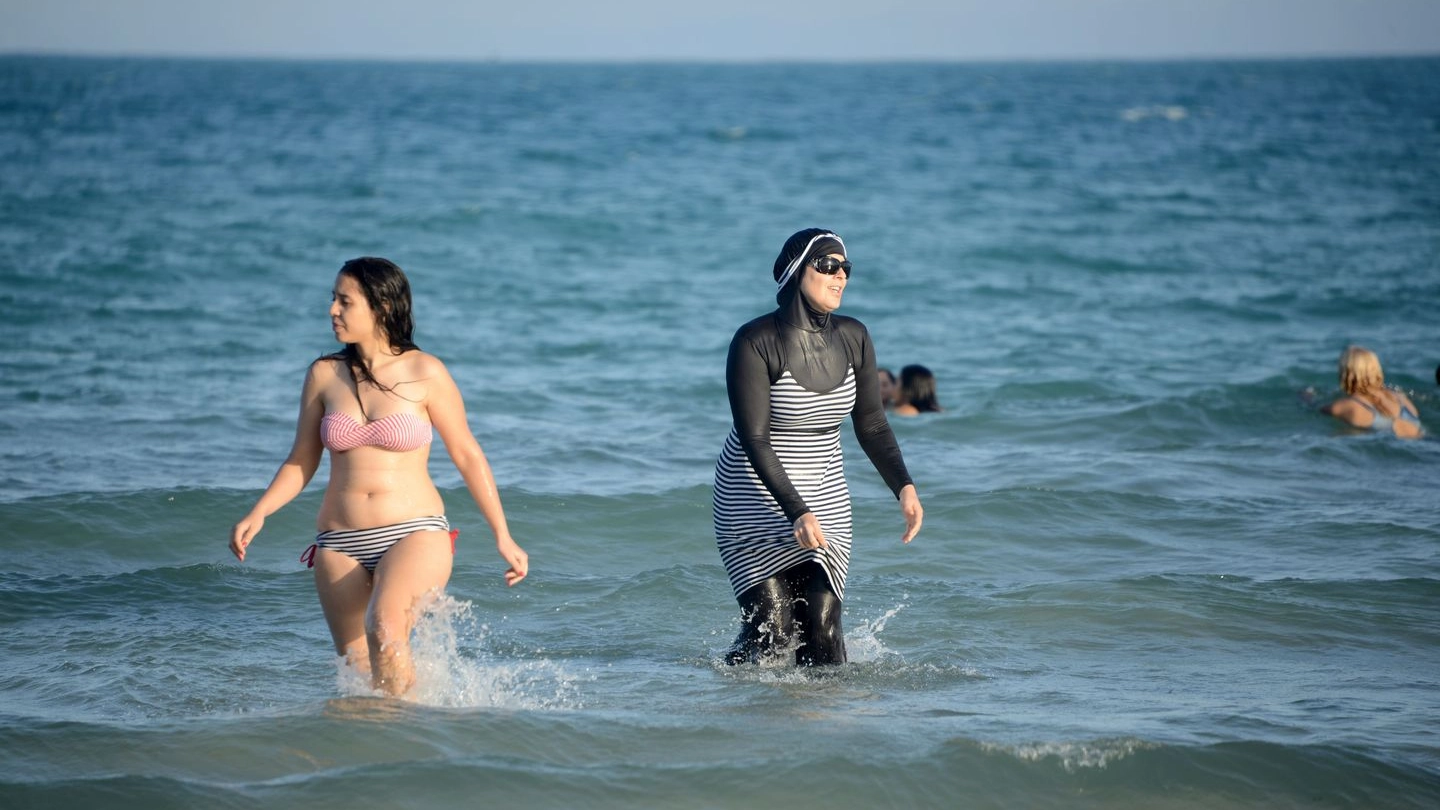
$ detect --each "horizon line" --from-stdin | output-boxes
[4,48,1440,66]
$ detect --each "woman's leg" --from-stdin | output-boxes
[726,576,798,665]
[791,562,846,665]
[367,529,454,695]
[312,549,374,674]
[726,562,847,666]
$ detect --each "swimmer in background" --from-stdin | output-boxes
[1319,345,1423,439]
[230,257,528,696]
[878,367,898,409]
[891,364,943,417]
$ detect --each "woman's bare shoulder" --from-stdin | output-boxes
[404,350,450,377]
[306,355,344,381]
[1323,396,1371,426]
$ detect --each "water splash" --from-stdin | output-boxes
[845,599,908,662]
[335,594,582,710]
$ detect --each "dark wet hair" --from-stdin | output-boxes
[322,257,420,413]
[773,228,845,306]
[900,364,942,413]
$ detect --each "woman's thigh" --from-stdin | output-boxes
[312,549,372,653]
[369,530,453,621]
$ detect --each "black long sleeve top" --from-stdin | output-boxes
[725,292,913,523]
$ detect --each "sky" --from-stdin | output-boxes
[2,0,1439,62]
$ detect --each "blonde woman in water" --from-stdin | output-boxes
[1321,345,1424,439]
[230,257,527,695]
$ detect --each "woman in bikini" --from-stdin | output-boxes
[230,257,527,696]
[1321,345,1424,439]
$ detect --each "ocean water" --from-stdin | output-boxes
[2,55,1439,808]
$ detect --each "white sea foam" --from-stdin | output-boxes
[335,594,582,710]
[1121,104,1188,122]
[983,737,1160,772]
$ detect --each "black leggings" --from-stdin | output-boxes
[726,561,846,666]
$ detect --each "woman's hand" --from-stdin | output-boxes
[497,536,528,587]
[230,514,263,562]
[899,484,923,544]
[793,513,827,550]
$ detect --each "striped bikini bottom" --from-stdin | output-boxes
[302,516,457,572]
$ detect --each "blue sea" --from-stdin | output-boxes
[2,55,1438,808]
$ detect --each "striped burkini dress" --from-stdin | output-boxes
[714,366,857,601]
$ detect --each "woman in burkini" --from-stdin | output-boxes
[1321,345,1424,439]
[714,229,923,666]
[230,257,528,695]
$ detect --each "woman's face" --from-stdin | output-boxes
[799,252,848,314]
[878,371,897,406]
[329,272,379,344]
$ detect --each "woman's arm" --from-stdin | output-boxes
[845,321,922,543]
[230,363,327,562]
[726,327,810,523]
[845,321,913,496]
[426,357,527,586]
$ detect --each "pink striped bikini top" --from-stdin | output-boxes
[320,411,433,453]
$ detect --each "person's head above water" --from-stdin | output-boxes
[335,256,416,353]
[878,367,898,407]
[899,364,942,413]
[773,228,848,310]
[1337,345,1386,396]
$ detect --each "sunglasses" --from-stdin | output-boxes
[811,256,853,277]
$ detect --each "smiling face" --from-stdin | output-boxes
[799,252,848,313]
[329,272,380,345]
